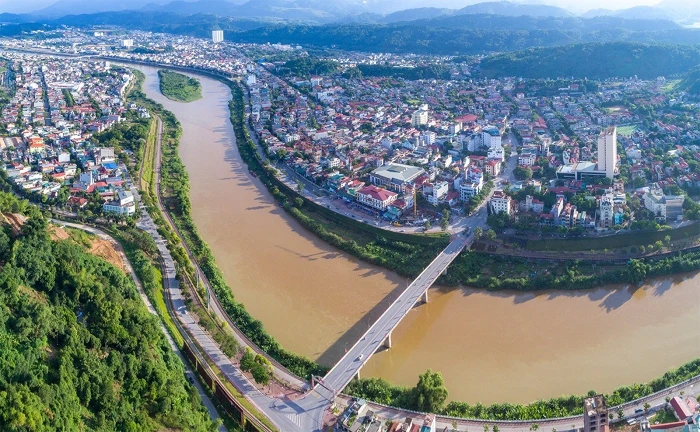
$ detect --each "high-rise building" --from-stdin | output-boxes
[121,39,133,48]
[597,126,617,179]
[583,395,609,432]
[411,104,429,126]
[212,30,224,43]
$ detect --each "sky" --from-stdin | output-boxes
[0,0,667,15]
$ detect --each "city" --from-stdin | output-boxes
[1,2,700,432]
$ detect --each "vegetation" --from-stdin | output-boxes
[158,69,202,102]
[0,191,217,431]
[676,66,700,95]
[347,359,700,421]
[355,64,453,80]
[480,43,700,80]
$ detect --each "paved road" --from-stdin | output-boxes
[321,235,471,395]
[49,219,227,432]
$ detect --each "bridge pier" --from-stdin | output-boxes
[383,331,392,349]
[421,290,429,304]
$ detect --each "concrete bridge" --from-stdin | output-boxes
[319,233,473,395]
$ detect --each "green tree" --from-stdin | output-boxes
[474,227,483,240]
[240,347,255,372]
[485,229,497,241]
[296,180,304,194]
[413,369,448,413]
[424,220,431,231]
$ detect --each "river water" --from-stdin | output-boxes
[135,65,700,404]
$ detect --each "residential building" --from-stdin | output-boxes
[597,126,618,179]
[356,185,398,210]
[460,182,482,201]
[583,395,609,432]
[212,30,224,43]
[598,194,614,228]
[485,159,501,176]
[411,104,429,126]
[121,39,134,48]
[489,190,512,215]
[103,189,135,216]
[519,153,537,166]
[423,181,448,206]
[644,187,685,222]
[521,195,544,213]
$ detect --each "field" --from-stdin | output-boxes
[617,125,638,137]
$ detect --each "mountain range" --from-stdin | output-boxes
[13,0,700,25]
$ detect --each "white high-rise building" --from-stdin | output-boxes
[121,39,133,48]
[212,30,224,43]
[411,104,429,126]
[597,126,617,179]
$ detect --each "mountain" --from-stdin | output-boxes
[457,1,573,18]
[382,7,454,23]
[676,66,700,95]
[479,42,700,80]
[33,0,169,17]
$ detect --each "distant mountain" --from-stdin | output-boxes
[457,1,573,18]
[479,42,700,80]
[33,0,171,17]
[676,66,700,95]
[382,7,454,23]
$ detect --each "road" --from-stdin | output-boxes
[49,219,227,432]
[322,235,471,395]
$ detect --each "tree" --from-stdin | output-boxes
[493,425,499,432]
[643,402,650,414]
[664,235,671,245]
[240,347,255,372]
[296,180,304,194]
[413,369,448,413]
[485,229,497,241]
[440,209,450,231]
[474,227,483,240]
[424,220,431,231]
[618,409,624,420]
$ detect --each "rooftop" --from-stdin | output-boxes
[372,163,425,183]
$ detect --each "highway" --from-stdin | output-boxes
[321,234,472,394]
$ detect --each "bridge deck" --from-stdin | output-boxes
[322,235,472,393]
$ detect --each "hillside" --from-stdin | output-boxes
[676,66,700,94]
[479,42,700,80]
[0,192,217,431]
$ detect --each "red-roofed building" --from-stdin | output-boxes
[671,397,693,420]
[356,185,398,210]
[649,421,686,432]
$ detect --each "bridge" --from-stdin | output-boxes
[319,233,473,395]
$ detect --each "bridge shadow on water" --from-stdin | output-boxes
[315,275,423,367]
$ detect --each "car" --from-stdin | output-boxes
[356,354,364,361]
[635,409,644,414]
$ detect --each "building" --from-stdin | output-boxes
[519,153,537,166]
[459,182,482,201]
[121,39,134,48]
[411,104,429,127]
[103,190,135,216]
[644,187,685,222]
[489,190,512,215]
[356,185,398,211]
[212,30,224,43]
[521,195,544,213]
[423,181,448,206]
[583,395,609,432]
[485,160,501,177]
[598,194,614,228]
[370,163,425,194]
[597,126,618,179]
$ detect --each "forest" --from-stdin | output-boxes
[158,70,202,103]
[0,192,217,431]
[479,42,700,80]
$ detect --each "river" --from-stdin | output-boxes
[134,65,700,405]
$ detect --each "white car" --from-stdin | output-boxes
[356,354,364,361]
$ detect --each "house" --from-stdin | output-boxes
[485,159,501,176]
[489,190,512,215]
[356,185,398,211]
[103,189,135,216]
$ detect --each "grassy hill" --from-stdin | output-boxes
[479,42,700,79]
[676,66,700,94]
